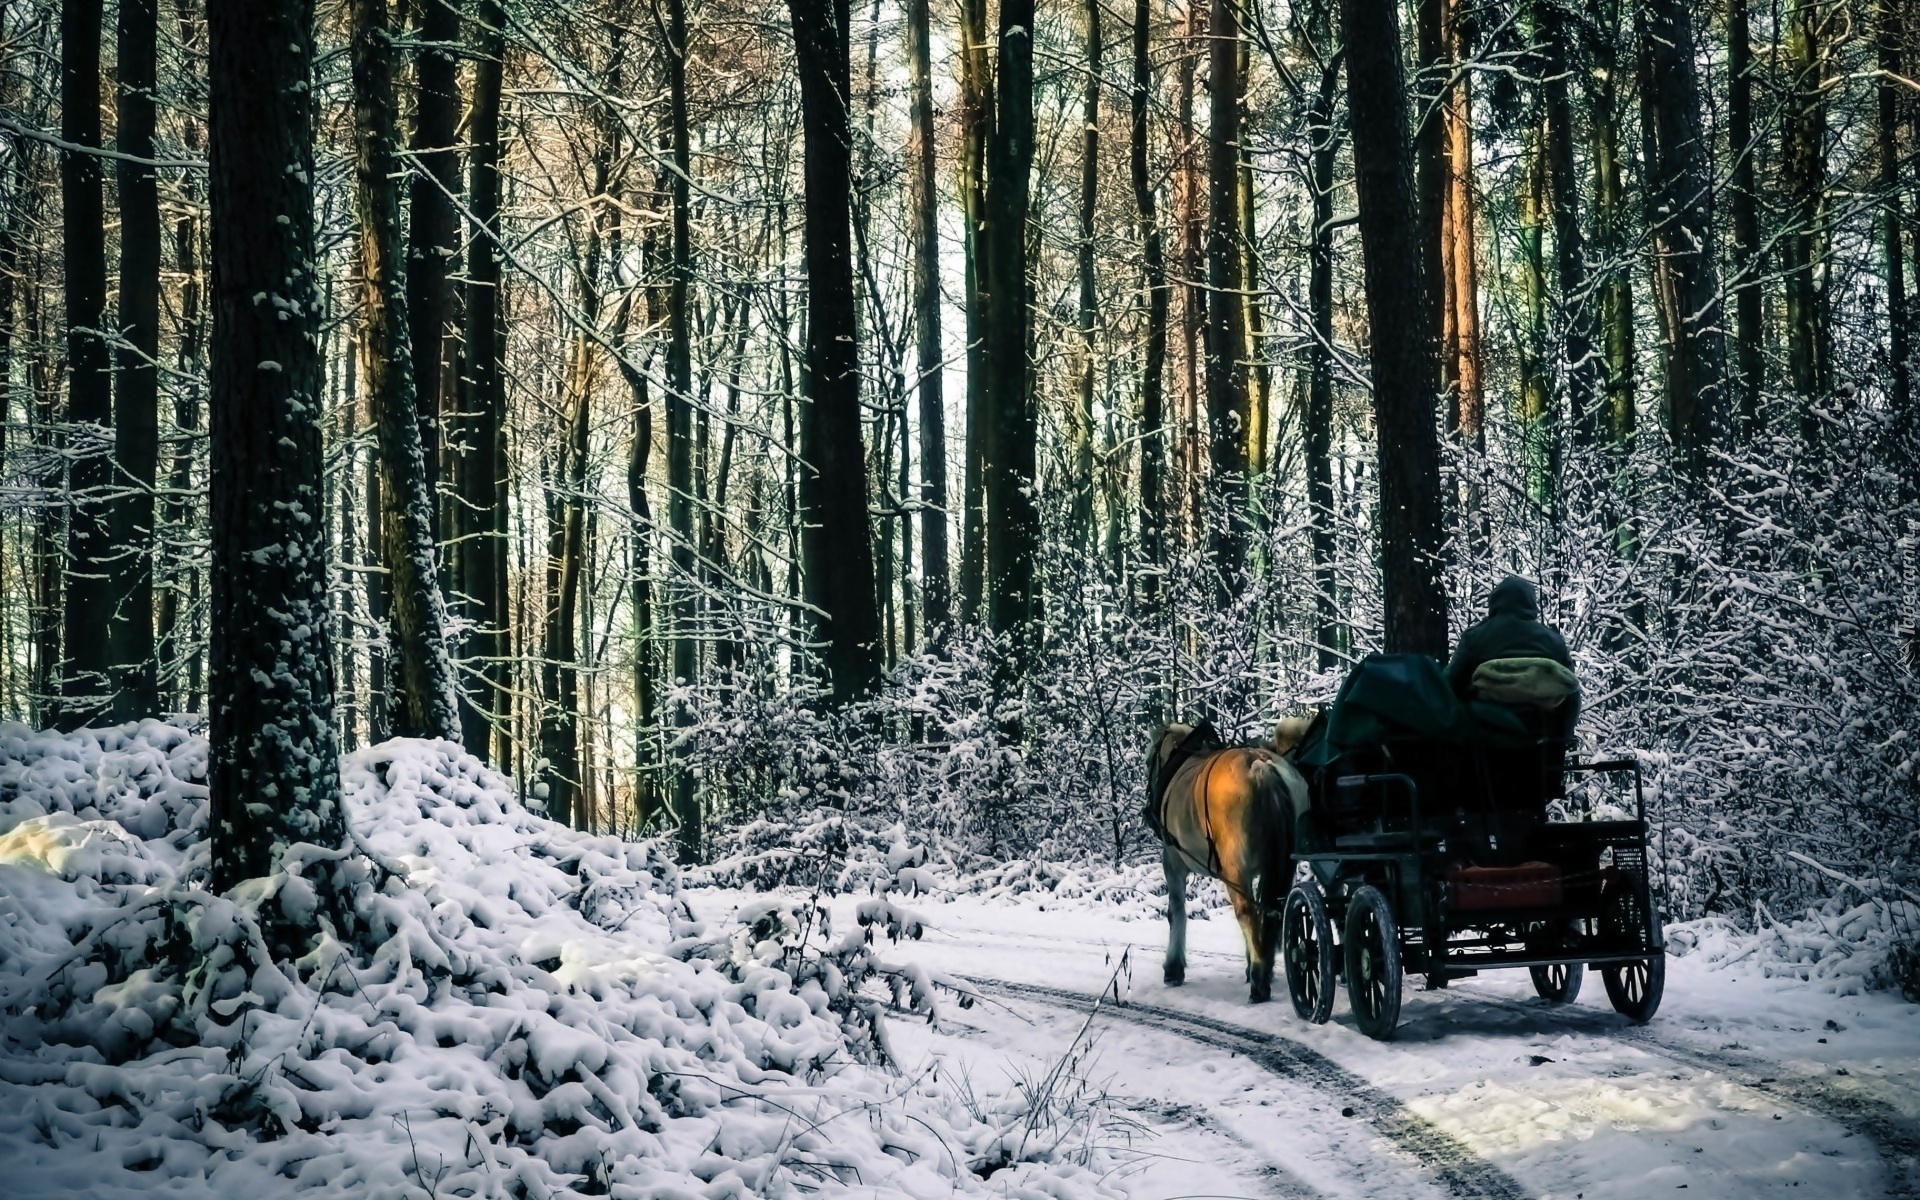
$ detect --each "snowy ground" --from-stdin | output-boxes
[3,725,1915,1199]
[691,881,1920,1200]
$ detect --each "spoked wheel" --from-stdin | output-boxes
[1527,921,1585,1004]
[1599,887,1665,1023]
[1343,884,1403,1040]
[1283,880,1336,1024]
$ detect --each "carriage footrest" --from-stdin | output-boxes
[1446,862,1563,911]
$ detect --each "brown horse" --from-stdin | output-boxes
[1146,723,1308,1002]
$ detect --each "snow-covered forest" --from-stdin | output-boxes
[1,0,1918,1193]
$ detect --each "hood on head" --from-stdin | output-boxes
[1487,575,1540,620]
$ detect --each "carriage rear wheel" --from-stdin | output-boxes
[1527,921,1585,1004]
[1283,880,1336,1025]
[1343,885,1403,1040]
[1599,888,1666,1023]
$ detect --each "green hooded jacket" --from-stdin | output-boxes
[1445,577,1572,698]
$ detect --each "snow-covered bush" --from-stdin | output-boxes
[0,725,1121,1199]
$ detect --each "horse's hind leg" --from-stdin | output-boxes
[1163,848,1188,986]
[1230,892,1272,1003]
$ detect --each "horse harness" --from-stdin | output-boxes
[1147,720,1227,879]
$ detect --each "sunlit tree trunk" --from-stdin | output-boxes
[957,0,991,622]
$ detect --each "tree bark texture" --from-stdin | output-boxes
[1637,0,1727,477]
[459,0,508,759]
[1340,0,1450,657]
[791,0,884,700]
[957,0,991,622]
[983,0,1041,641]
[59,0,114,726]
[1205,0,1249,592]
[113,0,160,720]
[1131,0,1167,595]
[1727,0,1762,431]
[1882,0,1912,425]
[206,0,346,889]
[1782,0,1830,438]
[1302,10,1342,668]
[906,0,950,629]
[407,0,461,536]
[1073,0,1101,549]
[1436,0,1482,442]
[351,0,460,742]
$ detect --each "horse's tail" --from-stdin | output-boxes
[1248,754,1305,910]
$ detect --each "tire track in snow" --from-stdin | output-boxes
[972,978,1533,1200]
[1465,994,1920,1198]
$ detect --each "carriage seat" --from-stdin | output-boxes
[1445,861,1563,912]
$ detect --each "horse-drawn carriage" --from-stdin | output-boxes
[1277,653,1665,1039]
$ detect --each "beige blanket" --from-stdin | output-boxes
[1471,656,1580,709]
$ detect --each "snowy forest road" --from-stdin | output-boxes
[835,889,1920,1199]
[973,977,1535,1200]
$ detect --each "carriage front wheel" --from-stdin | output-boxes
[1343,884,1403,1040]
[1283,880,1336,1025]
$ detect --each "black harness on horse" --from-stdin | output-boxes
[1144,719,1223,842]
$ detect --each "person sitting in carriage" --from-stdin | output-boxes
[1446,575,1579,732]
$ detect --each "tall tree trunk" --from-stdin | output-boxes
[1590,0,1634,450]
[460,0,507,758]
[1302,8,1342,668]
[1205,0,1250,592]
[1517,107,1553,508]
[1782,0,1828,441]
[1638,0,1727,477]
[157,0,205,713]
[112,0,159,720]
[1073,0,1101,549]
[906,0,950,630]
[351,0,460,742]
[1131,0,1168,599]
[207,0,346,888]
[1176,3,1204,548]
[1539,0,1593,450]
[622,301,658,826]
[1340,0,1450,656]
[1727,0,1762,431]
[59,0,113,726]
[791,0,884,699]
[1238,82,1268,480]
[664,0,700,858]
[957,0,990,622]
[1436,0,1483,442]
[407,0,460,539]
[1882,0,1912,426]
[983,0,1041,641]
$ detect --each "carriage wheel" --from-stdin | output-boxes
[1527,921,1585,1004]
[1283,880,1336,1025]
[1599,888,1665,1023]
[1343,885,1403,1040]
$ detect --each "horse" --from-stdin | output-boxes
[1146,723,1309,1002]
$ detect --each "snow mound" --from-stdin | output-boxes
[1669,893,1920,998]
[0,728,1121,1200]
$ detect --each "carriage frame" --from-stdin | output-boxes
[1280,746,1667,1040]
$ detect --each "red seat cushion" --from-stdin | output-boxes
[1445,861,1562,912]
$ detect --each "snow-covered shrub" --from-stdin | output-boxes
[0,726,1120,1199]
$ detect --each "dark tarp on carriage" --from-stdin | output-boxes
[1293,652,1557,776]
